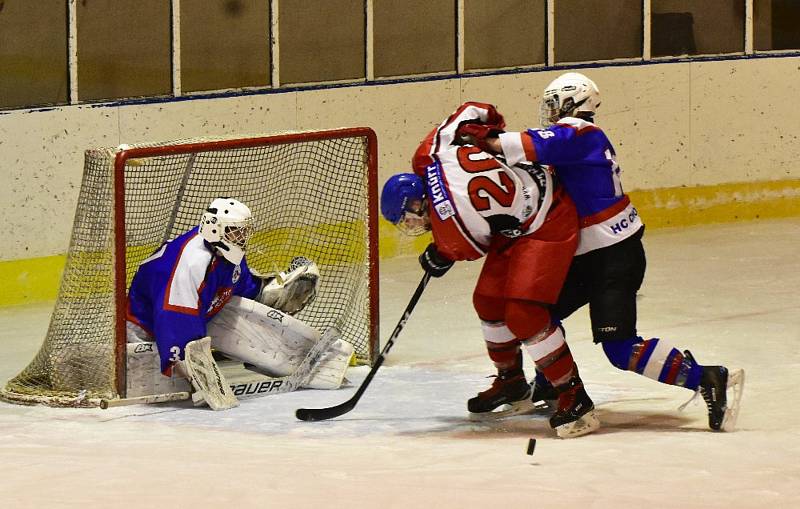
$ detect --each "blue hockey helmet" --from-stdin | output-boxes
[380,173,430,236]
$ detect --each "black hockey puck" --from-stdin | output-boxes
[526,438,537,455]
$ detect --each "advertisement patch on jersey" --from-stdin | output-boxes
[207,287,233,316]
[425,162,455,220]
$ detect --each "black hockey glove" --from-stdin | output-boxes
[419,243,454,278]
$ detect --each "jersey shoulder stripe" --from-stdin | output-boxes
[163,233,213,315]
[553,117,602,135]
[498,131,538,168]
[580,195,631,228]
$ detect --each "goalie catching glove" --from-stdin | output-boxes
[256,256,320,315]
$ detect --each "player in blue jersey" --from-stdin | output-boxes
[126,197,353,410]
[457,72,744,431]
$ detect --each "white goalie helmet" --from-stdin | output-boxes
[540,72,601,127]
[199,198,254,265]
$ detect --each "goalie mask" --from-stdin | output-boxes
[199,198,254,265]
[380,173,431,236]
[540,72,601,127]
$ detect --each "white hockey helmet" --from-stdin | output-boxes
[199,198,254,265]
[540,72,601,127]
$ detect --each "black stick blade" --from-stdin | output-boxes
[295,401,355,421]
[295,273,432,424]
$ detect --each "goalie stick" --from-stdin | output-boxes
[232,325,342,398]
[100,326,341,409]
[99,391,191,409]
[295,272,432,421]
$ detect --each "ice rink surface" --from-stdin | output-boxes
[1,219,799,509]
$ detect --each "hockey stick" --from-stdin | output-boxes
[100,391,191,409]
[232,325,342,398]
[295,272,432,421]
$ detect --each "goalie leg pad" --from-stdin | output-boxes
[208,297,319,377]
[126,321,153,343]
[182,337,239,411]
[257,257,320,315]
[125,342,191,398]
[304,338,354,390]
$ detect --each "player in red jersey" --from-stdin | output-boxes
[381,103,598,438]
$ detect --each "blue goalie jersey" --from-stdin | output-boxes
[499,117,644,254]
[126,226,261,373]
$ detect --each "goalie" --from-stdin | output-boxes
[125,197,353,410]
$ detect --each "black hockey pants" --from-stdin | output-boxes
[551,227,646,343]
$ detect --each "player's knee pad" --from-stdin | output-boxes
[473,292,504,322]
[601,336,643,371]
[504,299,551,340]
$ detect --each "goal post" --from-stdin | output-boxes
[2,127,380,407]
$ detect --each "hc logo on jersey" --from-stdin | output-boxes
[610,207,640,234]
[232,265,241,284]
[426,162,455,220]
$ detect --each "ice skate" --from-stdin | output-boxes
[468,371,534,421]
[682,351,745,431]
[530,374,558,412]
[549,377,600,438]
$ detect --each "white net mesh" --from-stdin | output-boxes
[1,129,378,406]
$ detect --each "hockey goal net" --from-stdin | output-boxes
[1,128,379,407]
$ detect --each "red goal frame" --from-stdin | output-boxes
[112,128,379,397]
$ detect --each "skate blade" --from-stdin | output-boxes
[468,398,536,422]
[555,409,601,439]
[721,368,745,432]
